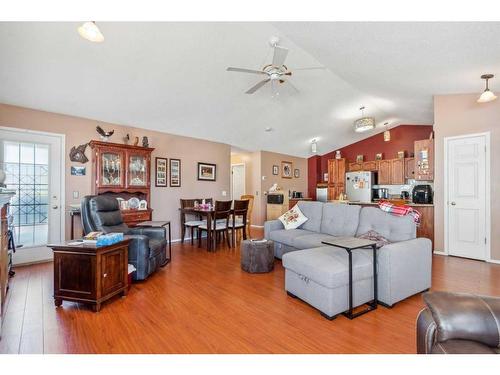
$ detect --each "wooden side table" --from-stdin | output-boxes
[48,239,130,312]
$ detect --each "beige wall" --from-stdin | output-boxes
[0,103,231,242]
[231,150,308,226]
[434,94,500,261]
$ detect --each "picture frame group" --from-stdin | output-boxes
[155,157,181,187]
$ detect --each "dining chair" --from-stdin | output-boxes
[240,194,254,236]
[197,200,232,250]
[180,198,205,244]
[231,199,249,247]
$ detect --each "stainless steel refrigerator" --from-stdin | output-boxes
[345,171,376,202]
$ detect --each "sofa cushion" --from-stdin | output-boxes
[293,233,340,250]
[282,246,373,289]
[356,207,416,242]
[320,203,361,237]
[268,229,314,247]
[278,205,308,230]
[297,201,324,232]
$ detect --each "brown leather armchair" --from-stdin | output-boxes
[417,291,500,354]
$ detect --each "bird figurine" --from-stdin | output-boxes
[69,143,89,163]
[123,134,130,145]
[96,125,114,142]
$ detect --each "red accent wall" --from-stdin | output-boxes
[312,125,433,187]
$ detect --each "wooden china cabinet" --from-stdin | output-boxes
[89,141,155,226]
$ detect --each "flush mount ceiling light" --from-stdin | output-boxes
[78,21,104,43]
[477,74,497,103]
[383,122,391,142]
[311,139,318,153]
[354,106,375,133]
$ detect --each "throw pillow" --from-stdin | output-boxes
[278,205,308,230]
[357,230,391,248]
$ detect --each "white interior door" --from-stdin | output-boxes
[446,133,488,261]
[0,127,64,264]
[231,164,245,200]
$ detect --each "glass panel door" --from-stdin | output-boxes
[101,151,123,186]
[2,141,49,247]
[128,154,147,186]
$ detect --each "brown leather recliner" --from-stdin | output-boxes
[417,291,500,354]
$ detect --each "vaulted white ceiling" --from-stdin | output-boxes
[1,22,499,157]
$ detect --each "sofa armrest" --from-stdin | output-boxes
[416,307,437,354]
[128,227,166,240]
[264,220,284,239]
[423,291,500,348]
[123,234,150,260]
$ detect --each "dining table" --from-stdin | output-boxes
[179,206,234,251]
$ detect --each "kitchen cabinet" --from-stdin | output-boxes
[378,160,392,185]
[348,162,362,172]
[416,206,434,249]
[327,159,346,200]
[362,161,378,171]
[405,158,415,180]
[90,141,155,226]
[391,158,405,184]
[415,139,434,181]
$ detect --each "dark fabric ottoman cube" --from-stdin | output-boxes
[241,239,274,273]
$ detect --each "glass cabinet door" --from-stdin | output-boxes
[100,151,123,186]
[128,154,148,186]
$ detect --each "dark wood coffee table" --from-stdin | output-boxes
[321,237,378,319]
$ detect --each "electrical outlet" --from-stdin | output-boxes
[73,191,79,199]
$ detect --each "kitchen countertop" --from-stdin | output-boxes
[346,201,434,207]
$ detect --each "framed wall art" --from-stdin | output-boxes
[294,169,300,178]
[155,157,168,187]
[281,161,293,179]
[198,162,216,181]
[169,158,181,187]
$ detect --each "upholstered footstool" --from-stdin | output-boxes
[282,246,375,320]
[241,239,274,273]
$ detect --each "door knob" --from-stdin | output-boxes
[52,205,58,209]
[450,202,456,206]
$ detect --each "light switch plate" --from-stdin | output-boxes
[73,191,79,199]
[222,191,227,197]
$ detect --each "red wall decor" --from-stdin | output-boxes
[310,124,433,189]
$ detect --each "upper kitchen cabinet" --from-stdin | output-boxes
[404,157,415,180]
[415,139,434,181]
[391,158,405,185]
[348,162,362,172]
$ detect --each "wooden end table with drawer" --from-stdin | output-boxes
[48,239,130,312]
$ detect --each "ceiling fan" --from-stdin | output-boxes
[226,37,326,95]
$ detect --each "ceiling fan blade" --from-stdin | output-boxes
[293,66,327,71]
[272,46,289,67]
[245,79,271,94]
[227,67,267,75]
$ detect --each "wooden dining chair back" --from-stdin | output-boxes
[197,200,232,249]
[180,198,205,244]
[240,194,254,235]
[231,199,249,245]
[214,200,232,221]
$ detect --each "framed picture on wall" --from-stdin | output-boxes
[272,165,279,175]
[281,161,293,179]
[169,158,181,187]
[294,169,300,178]
[155,157,168,187]
[198,162,216,181]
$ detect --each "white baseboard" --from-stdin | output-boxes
[433,251,447,256]
[487,258,500,265]
[251,225,264,228]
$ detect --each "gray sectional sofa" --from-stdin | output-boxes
[264,201,432,318]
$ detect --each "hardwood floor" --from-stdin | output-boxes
[1,229,499,354]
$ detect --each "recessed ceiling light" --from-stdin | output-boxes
[477,74,497,103]
[78,21,104,43]
[265,127,273,132]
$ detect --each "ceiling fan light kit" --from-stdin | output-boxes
[354,106,375,133]
[477,74,497,103]
[78,21,104,43]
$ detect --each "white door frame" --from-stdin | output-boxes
[443,131,491,262]
[231,163,246,200]
[0,126,66,263]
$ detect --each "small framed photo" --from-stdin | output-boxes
[272,165,279,175]
[169,158,181,187]
[70,166,86,176]
[281,161,293,179]
[155,157,168,187]
[397,151,405,159]
[139,200,148,210]
[198,162,216,181]
[356,155,364,163]
[294,169,300,178]
[375,153,383,160]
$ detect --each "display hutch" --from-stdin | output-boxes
[89,140,155,226]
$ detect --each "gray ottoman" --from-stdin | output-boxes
[241,239,274,273]
[282,246,374,320]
